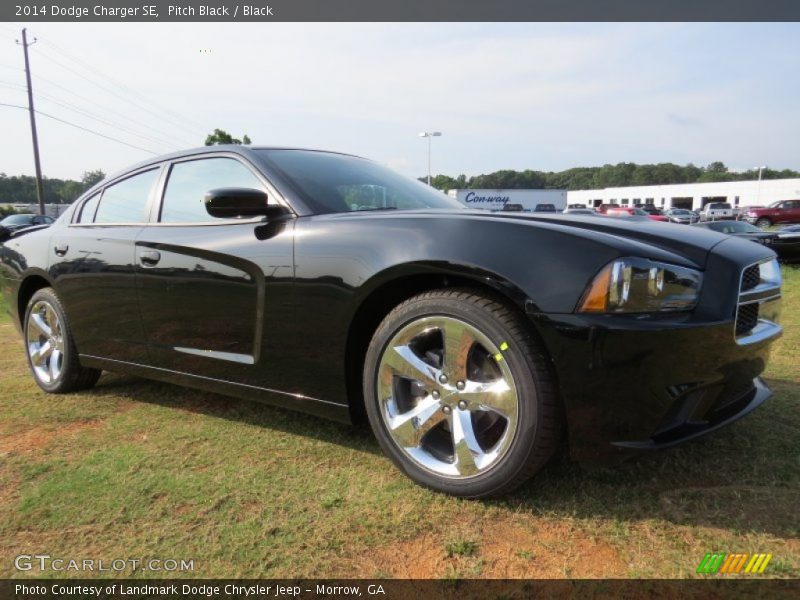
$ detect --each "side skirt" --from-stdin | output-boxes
[79,354,352,424]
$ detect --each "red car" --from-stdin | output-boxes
[595,203,619,214]
[607,207,669,222]
[745,200,800,228]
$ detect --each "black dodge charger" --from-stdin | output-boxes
[0,146,783,497]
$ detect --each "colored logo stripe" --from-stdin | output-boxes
[697,553,772,574]
[697,553,726,574]
[745,554,772,574]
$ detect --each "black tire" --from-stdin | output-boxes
[755,217,772,229]
[363,289,562,498]
[23,287,101,394]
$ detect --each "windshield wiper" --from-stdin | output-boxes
[354,206,398,212]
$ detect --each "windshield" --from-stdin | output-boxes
[1,214,34,225]
[708,203,731,209]
[257,150,464,214]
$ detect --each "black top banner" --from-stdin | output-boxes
[3,0,800,22]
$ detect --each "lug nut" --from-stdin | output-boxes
[456,380,465,391]
[439,374,448,384]
[431,390,440,400]
[457,400,468,410]
[442,406,452,414]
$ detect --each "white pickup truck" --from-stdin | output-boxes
[699,202,734,221]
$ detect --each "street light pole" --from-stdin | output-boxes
[418,131,442,186]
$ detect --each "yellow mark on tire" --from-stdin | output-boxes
[499,342,509,351]
[494,353,503,362]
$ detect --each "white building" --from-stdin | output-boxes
[448,189,567,211]
[567,178,800,211]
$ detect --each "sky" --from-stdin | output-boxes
[0,22,798,182]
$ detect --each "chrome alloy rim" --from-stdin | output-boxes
[377,316,519,478]
[26,300,65,385]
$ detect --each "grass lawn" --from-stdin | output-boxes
[0,268,798,579]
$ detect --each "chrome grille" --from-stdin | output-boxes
[735,303,759,336]
[735,259,782,344]
[740,264,760,292]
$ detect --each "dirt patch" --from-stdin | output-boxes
[361,519,627,578]
[0,420,102,455]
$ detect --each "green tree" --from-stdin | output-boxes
[204,129,252,146]
[81,170,106,189]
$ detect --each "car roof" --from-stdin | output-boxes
[84,145,363,197]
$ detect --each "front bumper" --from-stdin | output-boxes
[531,310,781,463]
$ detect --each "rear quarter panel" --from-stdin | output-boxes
[0,227,53,330]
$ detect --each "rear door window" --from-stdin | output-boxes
[94,169,160,224]
[76,193,101,223]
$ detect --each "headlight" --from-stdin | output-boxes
[577,257,702,313]
[758,258,781,287]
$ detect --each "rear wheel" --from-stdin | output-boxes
[755,217,772,229]
[363,289,562,498]
[24,288,101,393]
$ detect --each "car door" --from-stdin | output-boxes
[787,200,800,224]
[49,166,163,363]
[134,154,295,387]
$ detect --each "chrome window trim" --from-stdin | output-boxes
[154,152,294,226]
[69,164,165,227]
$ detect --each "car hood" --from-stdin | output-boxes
[329,209,735,268]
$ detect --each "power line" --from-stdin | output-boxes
[32,44,206,143]
[0,101,160,155]
[40,37,208,134]
[0,80,177,151]
[30,73,188,149]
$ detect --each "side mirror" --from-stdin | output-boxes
[204,188,290,219]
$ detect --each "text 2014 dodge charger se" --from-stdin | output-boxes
[0,147,783,497]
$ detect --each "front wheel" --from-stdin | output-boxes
[24,287,101,393]
[363,289,562,498]
[755,217,772,229]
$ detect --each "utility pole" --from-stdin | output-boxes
[17,28,45,215]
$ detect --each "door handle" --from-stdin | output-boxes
[139,250,161,266]
[54,243,68,256]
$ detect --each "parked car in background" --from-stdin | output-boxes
[664,208,699,224]
[500,203,524,212]
[532,203,556,213]
[607,207,669,222]
[699,202,734,222]
[0,213,55,232]
[692,220,799,262]
[562,207,597,215]
[0,145,784,498]
[771,225,800,262]
[566,203,587,210]
[732,207,749,221]
[744,199,800,228]
[595,203,619,214]
[634,204,663,216]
